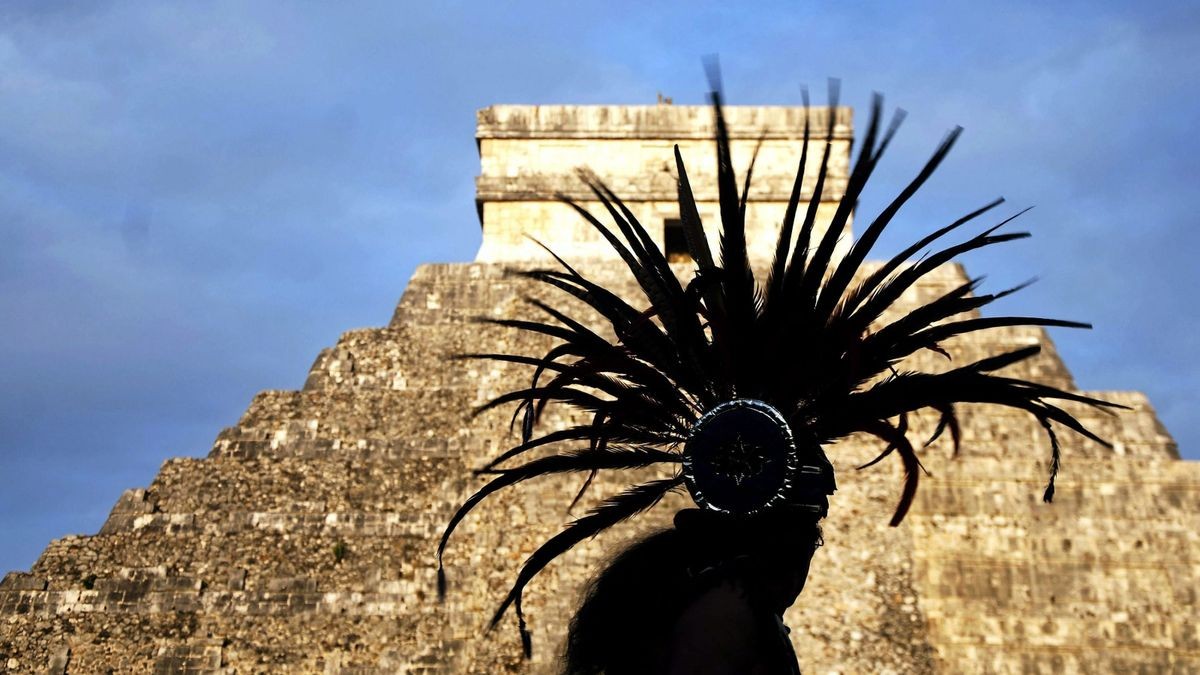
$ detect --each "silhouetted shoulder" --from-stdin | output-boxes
[664,579,779,675]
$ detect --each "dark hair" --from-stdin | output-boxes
[562,511,821,675]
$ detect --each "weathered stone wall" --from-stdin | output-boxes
[474,104,852,263]
[1,103,1195,674]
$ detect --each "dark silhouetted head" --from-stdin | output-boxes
[562,508,821,675]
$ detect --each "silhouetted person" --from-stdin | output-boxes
[564,508,821,674]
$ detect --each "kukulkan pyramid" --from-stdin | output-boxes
[1,103,1196,675]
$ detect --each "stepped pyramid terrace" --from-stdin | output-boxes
[1,102,1196,674]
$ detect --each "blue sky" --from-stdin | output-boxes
[1,1,1196,574]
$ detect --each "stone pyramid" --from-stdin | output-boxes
[1,104,1195,675]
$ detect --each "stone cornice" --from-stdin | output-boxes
[475,173,849,202]
[477,105,854,141]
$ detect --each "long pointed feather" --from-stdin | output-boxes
[766,96,810,307]
[842,198,1006,317]
[820,124,962,321]
[851,213,1033,330]
[784,79,840,294]
[489,477,682,655]
[800,88,882,321]
[674,145,715,270]
[438,449,680,602]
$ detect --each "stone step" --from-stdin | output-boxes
[209,387,510,460]
[212,386,1170,466]
[20,526,436,593]
[921,607,1196,652]
[390,261,976,326]
[18,456,672,589]
[917,558,1197,609]
[387,261,1073,383]
[913,514,1199,562]
[931,643,1195,675]
[78,445,1197,561]
[101,456,470,527]
[301,315,1078,396]
[0,611,466,674]
[285,260,1086,413]
[0,577,438,616]
[905,453,1200,515]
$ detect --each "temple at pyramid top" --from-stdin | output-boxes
[474,103,854,263]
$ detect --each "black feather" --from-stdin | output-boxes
[490,477,682,656]
[437,448,681,600]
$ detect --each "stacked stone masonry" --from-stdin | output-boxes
[474,105,853,264]
[1,104,1195,674]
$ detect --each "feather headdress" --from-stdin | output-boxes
[438,75,1121,656]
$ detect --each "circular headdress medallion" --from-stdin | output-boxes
[682,398,798,516]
